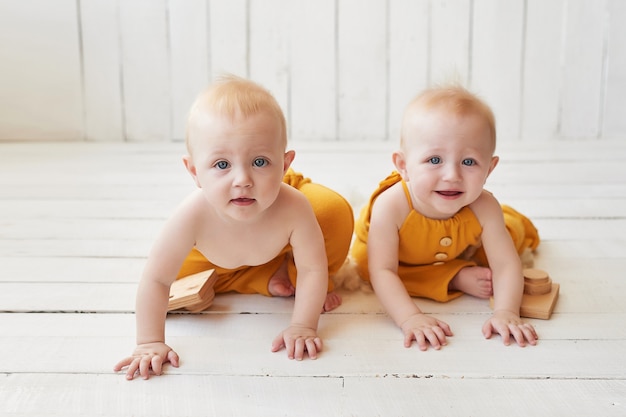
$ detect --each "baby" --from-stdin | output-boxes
[351,85,540,350]
[114,75,353,379]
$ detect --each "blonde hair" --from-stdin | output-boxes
[401,85,496,149]
[186,74,287,152]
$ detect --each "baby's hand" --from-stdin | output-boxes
[271,325,323,360]
[482,310,538,347]
[400,313,453,351]
[113,342,179,380]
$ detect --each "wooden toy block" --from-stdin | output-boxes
[182,294,215,313]
[523,268,552,295]
[167,269,218,312]
[524,279,552,295]
[523,268,550,283]
[519,268,559,320]
[489,268,559,320]
[520,283,560,320]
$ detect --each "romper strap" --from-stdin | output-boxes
[400,180,414,210]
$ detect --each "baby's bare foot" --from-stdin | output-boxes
[322,292,342,312]
[268,259,295,297]
[449,266,493,299]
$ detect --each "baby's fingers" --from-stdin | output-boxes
[167,350,181,367]
[113,357,133,373]
[282,336,297,360]
[436,320,454,337]
[424,327,447,350]
[523,323,538,345]
[404,327,447,351]
[271,332,286,353]
[405,330,427,350]
[483,320,510,344]
[513,323,538,347]
[151,355,164,376]
[113,356,142,380]
[293,338,306,361]
[404,330,423,349]
[304,337,322,360]
[124,358,141,380]
[139,356,154,379]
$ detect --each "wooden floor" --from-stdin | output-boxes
[1,140,625,416]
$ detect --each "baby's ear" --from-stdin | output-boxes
[283,150,296,173]
[392,151,408,179]
[487,155,499,176]
[182,155,202,188]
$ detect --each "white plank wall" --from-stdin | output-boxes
[290,0,337,142]
[338,0,388,141]
[387,0,428,142]
[471,0,524,139]
[0,0,83,140]
[559,0,606,139]
[0,0,625,142]
[429,0,471,87]
[169,0,211,141]
[79,0,123,143]
[521,0,563,140]
[604,0,626,138]
[120,0,171,141]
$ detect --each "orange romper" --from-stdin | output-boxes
[176,169,354,296]
[351,172,540,302]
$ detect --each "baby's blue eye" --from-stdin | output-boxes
[253,158,268,167]
[428,156,441,165]
[215,160,229,170]
[462,158,475,166]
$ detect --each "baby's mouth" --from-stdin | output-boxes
[436,191,463,197]
[231,197,255,205]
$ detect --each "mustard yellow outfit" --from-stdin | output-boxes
[177,169,354,296]
[351,172,540,302]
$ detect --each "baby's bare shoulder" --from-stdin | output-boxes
[470,190,504,226]
[168,190,216,230]
[275,183,313,209]
[377,181,405,203]
[269,185,318,229]
[176,190,211,215]
[470,190,500,213]
[372,182,410,219]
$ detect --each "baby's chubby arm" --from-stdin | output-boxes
[114,195,200,379]
[472,192,538,347]
[271,191,328,360]
[368,186,453,350]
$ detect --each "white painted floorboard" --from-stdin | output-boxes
[1,141,625,416]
